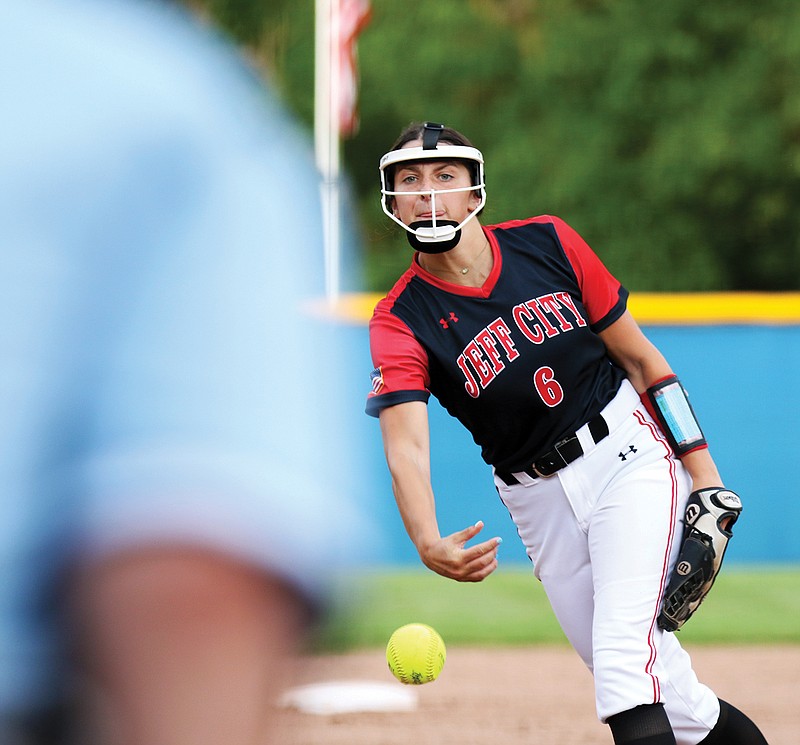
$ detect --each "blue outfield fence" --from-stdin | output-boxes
[340,308,800,566]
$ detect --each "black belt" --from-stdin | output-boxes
[495,414,610,485]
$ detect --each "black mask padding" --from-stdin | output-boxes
[406,220,461,253]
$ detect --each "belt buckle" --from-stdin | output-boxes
[532,437,571,478]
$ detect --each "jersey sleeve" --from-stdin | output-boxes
[548,216,628,332]
[365,300,430,418]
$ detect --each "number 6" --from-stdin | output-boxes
[534,366,563,407]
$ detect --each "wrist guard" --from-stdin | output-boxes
[658,487,743,632]
[645,375,707,456]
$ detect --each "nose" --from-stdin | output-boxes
[416,175,438,196]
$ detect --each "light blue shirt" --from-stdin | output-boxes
[0,0,363,714]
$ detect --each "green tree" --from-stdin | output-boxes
[500,0,800,290]
[192,0,800,292]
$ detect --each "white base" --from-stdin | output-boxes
[278,680,418,715]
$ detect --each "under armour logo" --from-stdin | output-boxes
[439,312,459,329]
[618,445,637,462]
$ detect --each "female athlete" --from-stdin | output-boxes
[365,121,768,745]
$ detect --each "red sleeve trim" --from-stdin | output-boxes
[366,284,430,415]
[545,215,626,328]
[484,215,626,328]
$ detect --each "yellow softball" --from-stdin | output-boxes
[386,623,446,685]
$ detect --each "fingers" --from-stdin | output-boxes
[421,522,502,583]
[455,519,486,544]
[460,535,502,582]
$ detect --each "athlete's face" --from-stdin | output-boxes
[390,142,480,228]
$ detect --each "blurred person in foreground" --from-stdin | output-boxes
[0,0,362,743]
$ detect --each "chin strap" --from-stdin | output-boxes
[406,220,461,253]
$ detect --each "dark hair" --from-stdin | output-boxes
[388,121,475,151]
[384,122,481,190]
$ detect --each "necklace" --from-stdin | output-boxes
[420,239,490,278]
[458,239,490,275]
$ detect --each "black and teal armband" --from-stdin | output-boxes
[644,375,707,456]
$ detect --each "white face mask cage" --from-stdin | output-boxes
[379,145,486,245]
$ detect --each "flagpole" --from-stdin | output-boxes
[314,0,341,305]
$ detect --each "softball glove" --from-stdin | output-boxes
[658,487,743,632]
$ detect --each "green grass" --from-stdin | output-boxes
[310,565,800,652]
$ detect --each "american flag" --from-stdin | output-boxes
[369,367,384,395]
[336,0,371,137]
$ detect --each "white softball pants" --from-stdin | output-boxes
[494,380,720,745]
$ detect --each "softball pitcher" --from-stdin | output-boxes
[366,122,768,745]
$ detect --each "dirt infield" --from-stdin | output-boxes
[273,645,798,744]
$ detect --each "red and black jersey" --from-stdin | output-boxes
[366,215,628,472]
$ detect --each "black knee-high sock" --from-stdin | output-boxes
[607,703,676,745]
[698,699,769,744]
